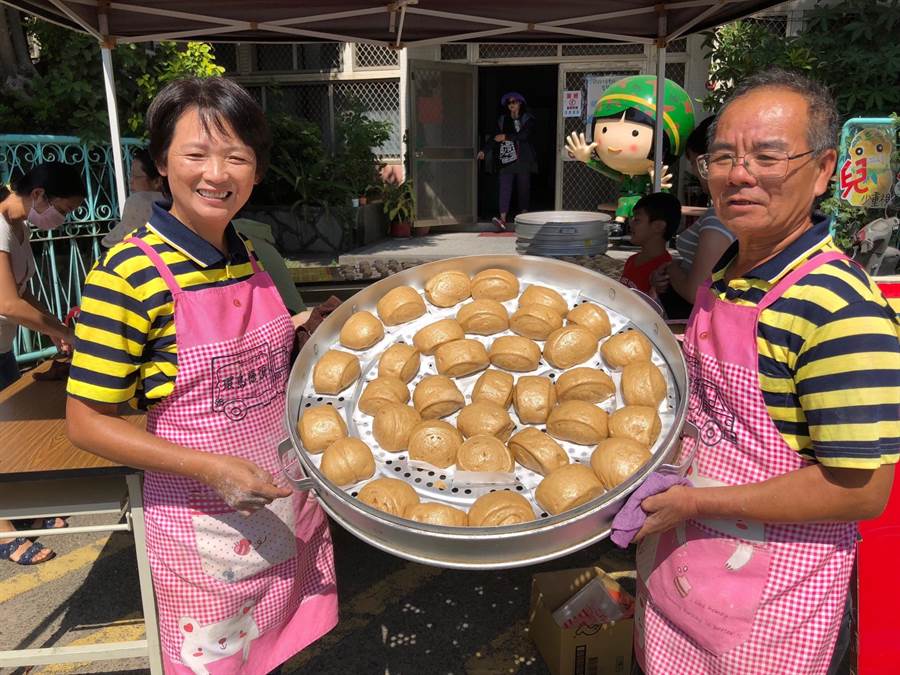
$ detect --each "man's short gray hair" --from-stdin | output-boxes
[709,68,840,155]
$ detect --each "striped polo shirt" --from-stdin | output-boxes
[710,213,900,469]
[68,203,260,409]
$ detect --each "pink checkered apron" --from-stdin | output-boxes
[634,250,856,674]
[128,237,338,675]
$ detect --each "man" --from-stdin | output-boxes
[633,69,899,675]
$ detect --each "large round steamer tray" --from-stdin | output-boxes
[284,255,690,570]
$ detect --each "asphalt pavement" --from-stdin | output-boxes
[0,512,635,675]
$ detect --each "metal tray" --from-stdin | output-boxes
[282,254,690,569]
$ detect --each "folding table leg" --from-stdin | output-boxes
[126,472,163,675]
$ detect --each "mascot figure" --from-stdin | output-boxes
[566,75,695,221]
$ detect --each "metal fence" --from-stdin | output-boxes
[248,79,402,159]
[0,135,143,363]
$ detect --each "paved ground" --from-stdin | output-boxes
[0,512,635,675]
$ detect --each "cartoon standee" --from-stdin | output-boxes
[565,75,696,221]
[839,127,896,209]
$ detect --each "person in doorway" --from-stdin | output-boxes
[651,117,735,320]
[66,77,336,674]
[102,148,165,248]
[632,69,899,675]
[0,161,85,565]
[619,192,680,295]
[477,91,537,230]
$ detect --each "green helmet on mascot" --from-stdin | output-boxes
[590,75,696,180]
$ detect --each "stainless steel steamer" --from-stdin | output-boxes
[282,255,691,570]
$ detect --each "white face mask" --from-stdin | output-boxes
[27,197,67,231]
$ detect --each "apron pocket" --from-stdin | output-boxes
[191,494,297,583]
[645,520,771,656]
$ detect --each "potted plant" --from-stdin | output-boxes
[382,179,416,238]
[334,101,393,206]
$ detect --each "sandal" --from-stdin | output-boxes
[0,537,55,565]
[491,216,508,232]
[15,517,68,531]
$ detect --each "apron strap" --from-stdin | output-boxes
[237,234,263,275]
[126,236,182,295]
[757,250,848,311]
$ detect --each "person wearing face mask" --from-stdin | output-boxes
[0,162,84,567]
[102,148,165,248]
[0,161,85,390]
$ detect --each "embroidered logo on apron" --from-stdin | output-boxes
[210,343,290,421]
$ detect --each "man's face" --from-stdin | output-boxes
[707,88,835,240]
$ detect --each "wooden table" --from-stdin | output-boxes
[0,361,162,673]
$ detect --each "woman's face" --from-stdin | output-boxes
[130,161,160,193]
[158,107,258,232]
[507,99,522,117]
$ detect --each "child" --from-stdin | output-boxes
[620,192,681,294]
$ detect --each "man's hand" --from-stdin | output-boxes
[633,485,698,541]
[204,455,292,516]
[291,310,312,329]
[648,164,673,190]
[565,132,597,163]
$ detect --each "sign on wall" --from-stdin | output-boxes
[562,90,583,118]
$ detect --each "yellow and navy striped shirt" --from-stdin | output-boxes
[710,213,900,469]
[68,203,260,409]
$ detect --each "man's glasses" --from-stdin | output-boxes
[696,149,817,180]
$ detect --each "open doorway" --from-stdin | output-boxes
[477,64,558,223]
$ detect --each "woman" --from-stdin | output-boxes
[651,117,734,319]
[102,147,165,248]
[66,78,336,674]
[0,161,84,565]
[477,92,537,230]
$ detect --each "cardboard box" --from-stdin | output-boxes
[529,567,633,675]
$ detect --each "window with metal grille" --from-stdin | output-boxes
[440,44,468,61]
[561,43,645,56]
[562,69,642,211]
[355,43,399,68]
[668,37,687,52]
[665,62,686,87]
[744,14,788,37]
[478,43,558,59]
[213,43,238,72]
[254,43,342,73]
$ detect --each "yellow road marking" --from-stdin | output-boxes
[0,533,133,604]
[285,562,444,669]
[35,612,145,674]
[465,618,537,675]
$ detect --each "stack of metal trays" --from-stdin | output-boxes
[514,211,610,257]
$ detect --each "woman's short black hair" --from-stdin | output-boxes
[593,107,672,163]
[686,116,716,157]
[147,77,271,183]
[1,161,86,203]
[131,147,161,181]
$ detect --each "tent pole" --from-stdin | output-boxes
[399,46,408,182]
[653,10,667,193]
[101,42,127,217]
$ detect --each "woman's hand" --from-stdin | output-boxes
[204,455,292,515]
[565,132,597,163]
[291,310,312,329]
[494,134,506,142]
[476,151,485,161]
[52,326,76,356]
[633,485,698,541]
[650,264,672,294]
